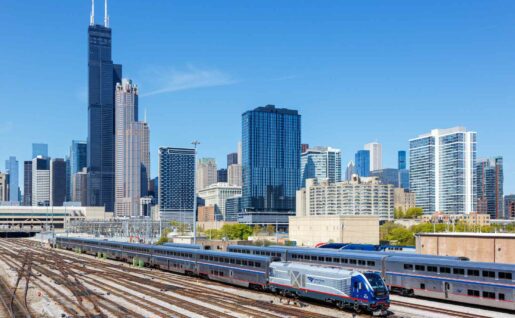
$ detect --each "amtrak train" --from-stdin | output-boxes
[227,245,514,310]
[54,237,389,314]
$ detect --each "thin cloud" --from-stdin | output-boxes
[141,66,237,97]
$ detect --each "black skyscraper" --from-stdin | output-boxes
[87,5,122,212]
[23,161,32,206]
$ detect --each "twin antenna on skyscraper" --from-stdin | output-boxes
[90,0,109,27]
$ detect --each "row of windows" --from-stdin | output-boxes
[403,264,512,280]
[291,253,376,267]
[210,270,225,277]
[233,249,282,258]
[199,254,262,268]
[156,250,193,258]
[467,290,504,300]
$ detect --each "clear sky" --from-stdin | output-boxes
[1,1,514,193]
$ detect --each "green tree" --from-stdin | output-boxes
[386,226,415,245]
[170,221,189,235]
[252,225,263,236]
[156,228,171,245]
[394,207,404,219]
[405,207,423,219]
[219,224,253,240]
[205,229,221,239]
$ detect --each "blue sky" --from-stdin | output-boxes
[1,1,514,193]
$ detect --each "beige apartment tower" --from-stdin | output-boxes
[114,79,150,217]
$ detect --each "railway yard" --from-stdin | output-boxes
[0,238,511,318]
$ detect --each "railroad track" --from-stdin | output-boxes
[0,238,341,318]
[391,300,493,318]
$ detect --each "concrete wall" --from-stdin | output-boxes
[288,215,379,247]
[416,234,514,263]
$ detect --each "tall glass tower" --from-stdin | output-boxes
[300,146,341,186]
[476,157,503,219]
[242,105,301,212]
[68,140,87,200]
[354,150,370,177]
[398,151,407,170]
[5,156,19,203]
[87,2,122,212]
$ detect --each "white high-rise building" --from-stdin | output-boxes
[114,79,150,217]
[296,176,394,220]
[409,127,476,215]
[197,182,242,221]
[196,158,217,191]
[228,164,242,187]
[364,142,382,171]
[32,156,50,206]
[345,161,355,181]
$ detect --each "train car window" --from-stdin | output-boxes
[236,259,242,265]
[249,261,254,267]
[326,257,333,262]
[358,260,365,266]
[453,268,465,275]
[230,258,235,264]
[420,283,425,290]
[427,266,437,272]
[350,259,357,265]
[209,256,214,261]
[467,290,480,297]
[404,264,413,270]
[367,261,375,266]
[255,262,261,268]
[311,256,317,261]
[482,271,495,278]
[499,293,505,301]
[498,272,512,280]
[483,291,495,299]
[415,265,425,271]
[342,258,348,264]
[242,260,248,266]
[318,256,324,261]
[467,269,479,276]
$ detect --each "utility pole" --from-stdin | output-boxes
[192,140,200,244]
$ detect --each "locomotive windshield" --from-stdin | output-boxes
[364,272,388,297]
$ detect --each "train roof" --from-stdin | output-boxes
[197,249,270,262]
[270,261,357,276]
[388,255,515,271]
[162,243,202,249]
[228,245,288,252]
[333,249,468,260]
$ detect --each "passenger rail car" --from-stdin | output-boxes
[227,245,514,310]
[162,242,202,249]
[55,237,388,314]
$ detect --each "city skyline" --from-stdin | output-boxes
[1,1,515,193]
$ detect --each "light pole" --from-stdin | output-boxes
[192,140,200,244]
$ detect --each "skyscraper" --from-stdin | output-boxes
[409,127,476,215]
[50,158,67,206]
[398,150,407,170]
[364,142,382,171]
[476,157,503,219]
[5,156,19,203]
[32,143,48,159]
[72,168,88,206]
[227,153,238,167]
[68,140,87,200]
[87,1,122,212]
[158,147,196,223]
[242,105,301,212]
[32,156,50,206]
[217,168,228,183]
[354,150,370,177]
[228,164,242,187]
[114,79,150,217]
[0,173,8,202]
[300,146,341,186]
[345,161,355,181]
[196,158,217,191]
[23,161,32,206]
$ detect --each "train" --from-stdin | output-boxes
[227,245,514,310]
[54,237,390,314]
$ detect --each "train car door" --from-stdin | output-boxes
[443,282,450,299]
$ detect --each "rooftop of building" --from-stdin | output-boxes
[198,182,242,191]
[416,232,515,238]
[246,104,299,115]
[410,126,476,140]
[301,146,341,154]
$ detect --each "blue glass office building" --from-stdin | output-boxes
[32,143,48,159]
[87,22,122,212]
[242,105,301,212]
[398,151,407,170]
[5,156,19,203]
[158,147,196,223]
[354,150,370,177]
[68,140,87,200]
